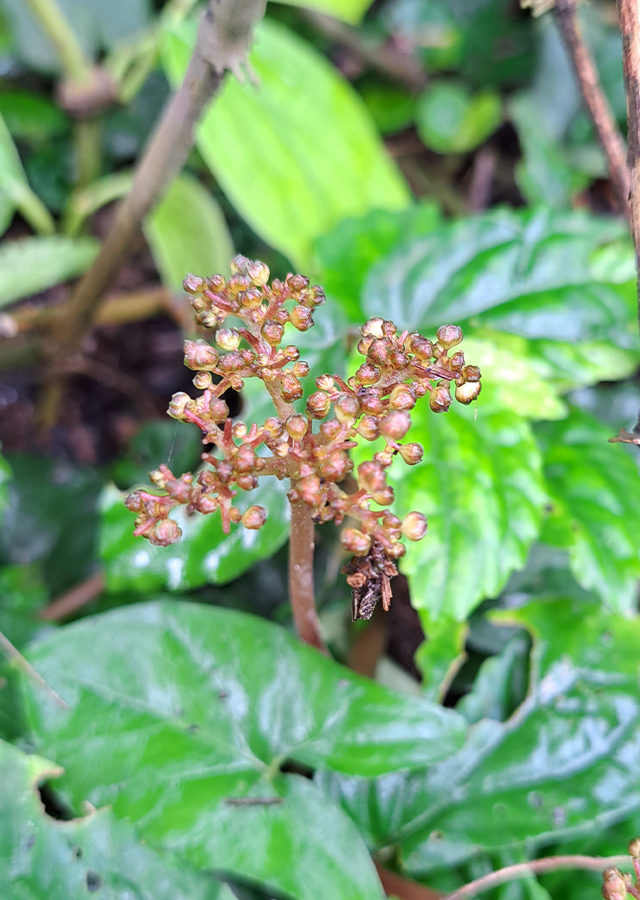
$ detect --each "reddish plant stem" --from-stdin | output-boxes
[288,500,326,652]
[553,0,630,219]
[617,0,640,334]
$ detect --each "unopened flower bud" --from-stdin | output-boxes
[216,329,241,351]
[436,324,463,349]
[285,414,309,440]
[357,415,379,440]
[236,473,258,491]
[235,444,257,472]
[287,273,310,293]
[357,336,373,356]
[450,351,465,371]
[168,392,192,420]
[319,450,351,482]
[316,374,335,392]
[262,322,284,346]
[227,274,251,295]
[374,450,394,468]
[462,364,481,382]
[283,345,300,361]
[184,274,205,294]
[208,274,226,291]
[208,397,229,420]
[429,384,451,413]
[242,505,267,529]
[372,486,394,506]
[297,474,323,505]
[386,541,406,559]
[293,361,310,378]
[125,491,144,513]
[304,285,325,307]
[359,390,384,416]
[380,410,411,440]
[320,419,342,441]
[197,310,220,329]
[335,393,360,424]
[184,339,219,370]
[193,372,212,389]
[341,527,371,556]
[281,374,303,402]
[247,259,270,286]
[240,288,263,310]
[382,320,397,337]
[401,511,427,540]
[368,339,390,366]
[290,305,314,331]
[355,363,380,386]
[150,518,182,547]
[264,417,284,438]
[602,868,628,900]
[306,391,331,419]
[399,443,424,465]
[455,381,482,404]
[362,317,385,339]
[230,254,249,275]
[408,335,434,360]
[389,385,416,411]
[358,460,386,492]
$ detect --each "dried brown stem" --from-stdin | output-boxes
[0,630,68,709]
[617,0,640,332]
[443,854,633,900]
[553,0,630,219]
[289,500,326,652]
[40,572,106,621]
[39,0,266,428]
[374,863,442,900]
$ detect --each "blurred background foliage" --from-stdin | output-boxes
[1,0,640,899]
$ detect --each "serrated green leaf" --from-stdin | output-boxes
[0,738,234,900]
[0,112,55,236]
[20,600,465,900]
[161,18,409,268]
[101,473,291,592]
[0,236,99,309]
[536,408,640,614]
[371,405,546,622]
[416,82,502,154]
[317,598,640,879]
[144,173,234,292]
[363,208,638,351]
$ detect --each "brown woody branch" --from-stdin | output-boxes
[553,0,630,219]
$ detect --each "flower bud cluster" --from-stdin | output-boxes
[126,257,481,613]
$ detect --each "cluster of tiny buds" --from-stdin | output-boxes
[601,838,640,900]
[125,256,481,611]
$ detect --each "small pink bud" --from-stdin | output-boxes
[247,259,270,286]
[436,324,463,349]
[167,392,192,420]
[455,381,482,404]
[408,334,434,360]
[306,391,331,419]
[429,384,451,413]
[184,339,219,370]
[281,374,303,402]
[235,444,257,472]
[367,339,391,366]
[379,410,411,441]
[297,474,323,505]
[362,317,385,339]
[389,385,416,411]
[357,460,386,492]
[355,363,380,386]
[242,505,267,529]
[316,374,335,392]
[357,415,379,441]
[216,329,241,351]
[149,518,182,546]
[262,322,284,346]
[399,443,424,465]
[401,511,427,540]
[341,528,371,556]
[290,305,314,331]
[183,274,205,294]
[285,414,309,440]
[372,486,394,505]
[462,364,481,382]
[335,393,360,424]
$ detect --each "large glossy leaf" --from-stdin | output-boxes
[365,404,546,622]
[536,408,640,614]
[0,236,99,309]
[101,469,291,592]
[19,600,465,899]
[317,598,640,879]
[144,173,234,292]
[0,738,234,900]
[363,208,637,348]
[0,112,55,236]
[161,18,409,268]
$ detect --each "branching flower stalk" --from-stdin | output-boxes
[126,255,482,647]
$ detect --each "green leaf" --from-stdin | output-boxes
[271,0,374,25]
[161,18,410,268]
[360,82,416,135]
[0,112,55,235]
[144,173,234,292]
[370,405,546,622]
[0,455,102,595]
[317,598,640,879]
[101,474,291,592]
[314,203,441,323]
[456,633,530,725]
[364,208,638,351]
[20,600,465,899]
[0,564,50,649]
[536,408,640,614]
[0,738,235,900]
[63,169,133,236]
[416,82,502,154]
[0,90,69,144]
[0,236,99,310]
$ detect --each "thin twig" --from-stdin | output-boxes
[467,147,496,212]
[40,572,105,621]
[553,0,630,219]
[303,10,427,91]
[289,500,326,652]
[375,862,442,900]
[617,0,640,334]
[0,630,68,709]
[24,0,93,84]
[443,854,632,900]
[39,0,266,428]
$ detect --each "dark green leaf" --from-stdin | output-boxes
[0,113,55,236]
[416,82,501,154]
[0,455,102,595]
[144,173,234,292]
[0,738,235,900]
[161,18,410,268]
[317,598,640,878]
[314,204,441,323]
[536,408,640,614]
[360,82,416,135]
[0,564,50,649]
[363,208,637,351]
[359,405,546,622]
[0,236,99,309]
[101,471,291,592]
[20,600,465,899]
[0,90,69,143]
[456,633,530,725]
